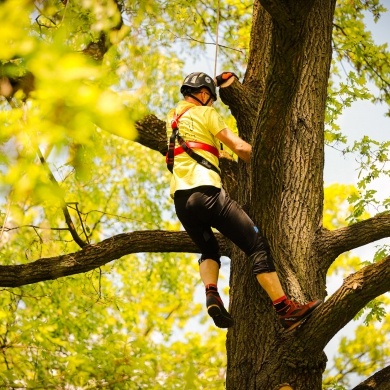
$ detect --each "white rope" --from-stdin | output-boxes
[214,0,220,78]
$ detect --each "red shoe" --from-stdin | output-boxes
[206,293,234,328]
[278,299,322,331]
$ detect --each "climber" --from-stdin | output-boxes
[166,71,322,331]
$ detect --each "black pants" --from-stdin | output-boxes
[174,186,276,275]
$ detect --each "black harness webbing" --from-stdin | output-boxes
[166,108,220,175]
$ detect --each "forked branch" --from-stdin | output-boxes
[303,255,390,353]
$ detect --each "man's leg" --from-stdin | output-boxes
[256,269,322,331]
[199,258,234,328]
[256,271,285,300]
[211,193,322,331]
[199,259,219,286]
[174,188,234,328]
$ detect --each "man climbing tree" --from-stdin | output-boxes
[166,70,321,331]
[0,0,389,389]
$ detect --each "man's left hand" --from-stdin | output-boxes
[215,72,238,87]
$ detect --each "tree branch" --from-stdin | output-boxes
[317,213,390,270]
[352,364,390,390]
[302,255,390,353]
[0,230,229,287]
[218,79,258,142]
[134,114,168,156]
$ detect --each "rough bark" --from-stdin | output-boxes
[352,365,390,390]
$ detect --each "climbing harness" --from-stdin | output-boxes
[166,108,220,175]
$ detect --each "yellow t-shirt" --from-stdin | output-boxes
[166,100,228,196]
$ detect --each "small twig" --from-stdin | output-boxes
[36,147,87,248]
[74,202,90,244]
[171,32,246,54]
[3,225,69,232]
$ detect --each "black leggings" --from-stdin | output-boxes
[174,186,276,275]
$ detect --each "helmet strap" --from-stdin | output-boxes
[189,94,210,106]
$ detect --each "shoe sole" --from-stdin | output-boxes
[207,304,234,328]
[284,300,322,333]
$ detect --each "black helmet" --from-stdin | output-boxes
[180,72,217,101]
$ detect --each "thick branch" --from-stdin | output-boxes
[317,213,390,270]
[135,114,168,156]
[302,255,390,353]
[352,365,390,390]
[0,230,229,287]
[219,80,258,142]
[248,258,390,388]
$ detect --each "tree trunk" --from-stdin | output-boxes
[225,1,336,388]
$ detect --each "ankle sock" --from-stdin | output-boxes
[205,284,224,306]
[272,295,289,312]
[205,284,218,294]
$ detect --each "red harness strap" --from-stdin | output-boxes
[171,142,219,158]
[166,108,220,175]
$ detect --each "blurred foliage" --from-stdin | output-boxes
[326,0,390,219]
[323,310,390,389]
[0,126,228,387]
[323,183,389,389]
[0,252,228,388]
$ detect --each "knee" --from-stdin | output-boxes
[198,254,221,268]
[250,252,276,275]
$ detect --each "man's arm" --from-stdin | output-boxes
[216,128,252,163]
